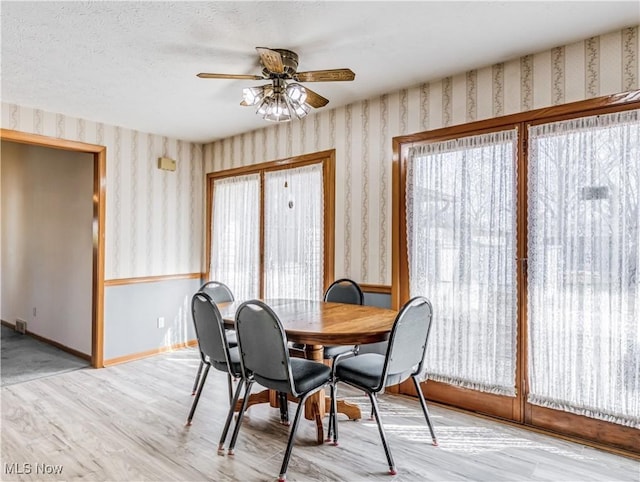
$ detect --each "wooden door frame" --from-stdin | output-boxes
[1,128,106,368]
[393,121,525,421]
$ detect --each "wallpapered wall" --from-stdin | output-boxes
[0,105,204,280]
[203,26,639,286]
[1,27,638,286]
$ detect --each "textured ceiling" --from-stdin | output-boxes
[2,1,638,143]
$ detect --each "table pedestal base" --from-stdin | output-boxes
[233,389,361,444]
[232,344,363,444]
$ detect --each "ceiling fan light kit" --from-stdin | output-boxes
[248,79,310,122]
[198,47,355,123]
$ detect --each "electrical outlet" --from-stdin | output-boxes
[15,319,27,334]
[157,317,165,329]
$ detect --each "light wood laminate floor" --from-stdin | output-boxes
[1,348,638,481]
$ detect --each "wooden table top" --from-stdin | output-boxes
[218,298,397,346]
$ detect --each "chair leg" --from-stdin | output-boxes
[370,393,376,420]
[227,379,254,455]
[217,378,245,455]
[277,392,309,482]
[191,360,204,395]
[412,375,438,446]
[369,392,396,475]
[186,364,210,425]
[227,373,233,405]
[278,391,290,425]
[327,382,339,445]
[326,383,334,443]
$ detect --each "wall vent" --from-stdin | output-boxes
[15,319,27,334]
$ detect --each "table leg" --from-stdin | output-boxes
[232,389,290,423]
[303,344,325,444]
[233,389,271,412]
[324,397,362,421]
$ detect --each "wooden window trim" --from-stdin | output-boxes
[392,90,640,455]
[104,273,200,286]
[360,283,391,294]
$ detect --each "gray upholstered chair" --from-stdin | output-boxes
[224,300,332,482]
[322,278,364,360]
[186,292,244,438]
[191,281,236,395]
[328,296,438,476]
[199,281,236,345]
[199,280,235,303]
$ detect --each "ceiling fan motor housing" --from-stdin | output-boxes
[262,49,299,78]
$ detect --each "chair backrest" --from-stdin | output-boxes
[191,292,234,367]
[235,300,295,395]
[380,296,433,389]
[199,281,234,304]
[324,278,364,305]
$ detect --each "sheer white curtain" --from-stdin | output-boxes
[264,163,324,300]
[528,110,640,428]
[210,174,260,300]
[407,130,518,395]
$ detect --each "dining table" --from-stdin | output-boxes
[217,298,398,444]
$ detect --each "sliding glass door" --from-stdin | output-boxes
[396,102,639,450]
[527,110,640,429]
[406,129,519,400]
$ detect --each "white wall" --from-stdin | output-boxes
[204,26,640,286]
[1,141,93,353]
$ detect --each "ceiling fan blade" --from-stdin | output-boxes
[197,73,263,80]
[304,87,329,108]
[256,47,285,74]
[295,69,355,82]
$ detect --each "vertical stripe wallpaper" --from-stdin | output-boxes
[1,104,204,280]
[2,27,638,287]
[203,26,639,285]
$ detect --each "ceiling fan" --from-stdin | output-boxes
[197,47,355,122]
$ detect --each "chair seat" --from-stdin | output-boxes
[253,358,331,395]
[291,358,331,394]
[211,345,242,376]
[336,353,417,391]
[335,353,384,390]
[323,344,355,359]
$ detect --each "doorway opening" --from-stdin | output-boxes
[1,129,105,368]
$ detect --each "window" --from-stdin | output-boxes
[264,164,325,300]
[210,174,260,300]
[206,150,335,300]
